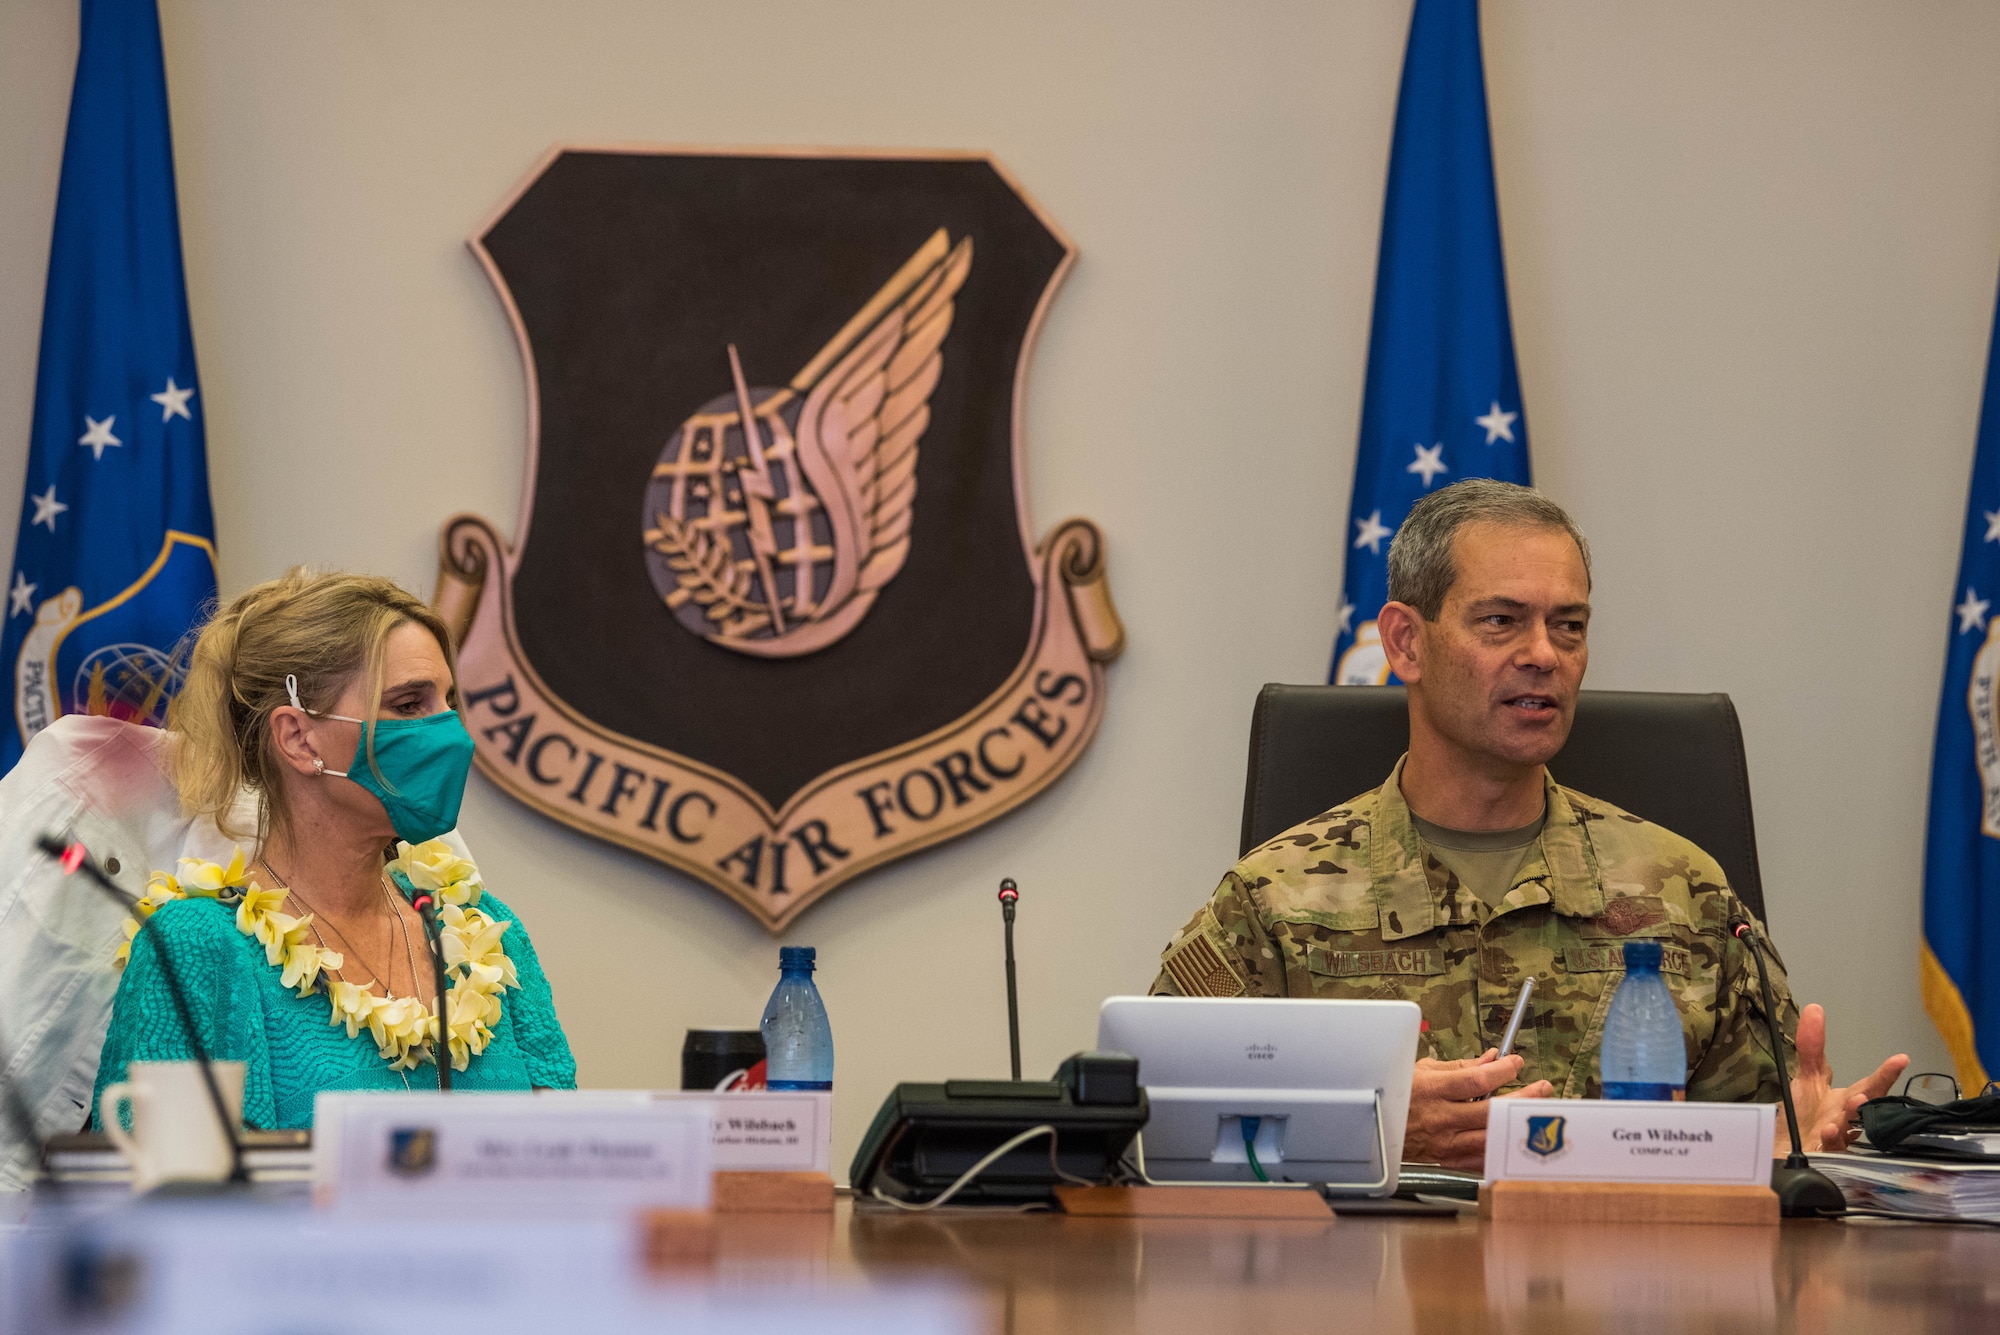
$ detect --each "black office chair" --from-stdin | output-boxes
[1238,685,1769,926]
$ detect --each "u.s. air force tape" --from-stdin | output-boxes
[1563,944,1692,976]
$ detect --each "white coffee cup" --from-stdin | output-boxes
[100,1060,247,1190]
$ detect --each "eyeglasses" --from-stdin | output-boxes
[1901,1072,2000,1105]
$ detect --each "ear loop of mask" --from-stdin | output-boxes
[286,673,359,779]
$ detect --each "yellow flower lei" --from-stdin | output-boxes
[115,839,517,1074]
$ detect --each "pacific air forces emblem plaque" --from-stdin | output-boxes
[437,149,1123,930]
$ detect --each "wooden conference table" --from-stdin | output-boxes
[695,1197,2000,1334]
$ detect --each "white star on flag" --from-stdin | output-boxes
[1354,510,1393,555]
[29,486,68,532]
[8,572,35,618]
[1959,588,1991,634]
[77,415,121,460]
[1475,402,1518,444]
[1407,442,1449,487]
[1985,508,2000,543]
[1336,602,1354,634]
[150,377,195,422]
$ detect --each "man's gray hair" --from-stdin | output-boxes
[1385,478,1592,621]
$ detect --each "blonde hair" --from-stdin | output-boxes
[168,568,458,843]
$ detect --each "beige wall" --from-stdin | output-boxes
[0,0,1986,1166]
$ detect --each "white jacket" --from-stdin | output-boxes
[0,716,253,1188]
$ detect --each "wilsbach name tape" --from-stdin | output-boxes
[314,1091,713,1212]
[1483,1098,1776,1186]
[650,1090,832,1173]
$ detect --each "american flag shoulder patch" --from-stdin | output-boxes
[1162,927,1247,998]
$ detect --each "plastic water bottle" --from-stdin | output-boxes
[761,946,833,1091]
[1599,940,1686,1100]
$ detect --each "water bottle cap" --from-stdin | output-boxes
[778,946,817,970]
[1621,939,1664,971]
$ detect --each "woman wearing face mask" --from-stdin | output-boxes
[92,569,575,1129]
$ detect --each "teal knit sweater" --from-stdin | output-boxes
[92,887,576,1130]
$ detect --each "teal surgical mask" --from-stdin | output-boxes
[286,673,476,844]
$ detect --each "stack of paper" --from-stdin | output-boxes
[41,1130,313,1187]
[1809,1151,2000,1221]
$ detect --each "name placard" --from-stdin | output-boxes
[1483,1098,1776,1186]
[650,1091,832,1173]
[314,1091,713,1212]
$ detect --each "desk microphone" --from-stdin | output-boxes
[1729,914,1845,1218]
[408,890,453,1092]
[39,834,247,1185]
[847,877,1145,1206]
[998,879,1021,1081]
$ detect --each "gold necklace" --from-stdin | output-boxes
[260,856,423,1004]
[116,844,515,1076]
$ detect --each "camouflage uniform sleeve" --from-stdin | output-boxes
[1687,902,1800,1103]
[1150,871,1286,998]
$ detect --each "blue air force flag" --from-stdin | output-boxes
[1920,270,2000,1090]
[1330,0,1530,685]
[1,0,218,774]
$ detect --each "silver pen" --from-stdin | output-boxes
[1497,976,1537,1059]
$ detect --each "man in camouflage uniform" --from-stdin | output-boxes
[1154,479,1907,1170]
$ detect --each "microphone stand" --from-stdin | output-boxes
[39,835,248,1186]
[1732,917,1845,1218]
[411,892,452,1091]
[998,879,1021,1081]
[0,1013,62,1192]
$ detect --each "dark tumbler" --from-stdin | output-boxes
[681,1028,766,1091]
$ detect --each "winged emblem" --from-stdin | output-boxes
[641,230,972,658]
[445,147,1119,927]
